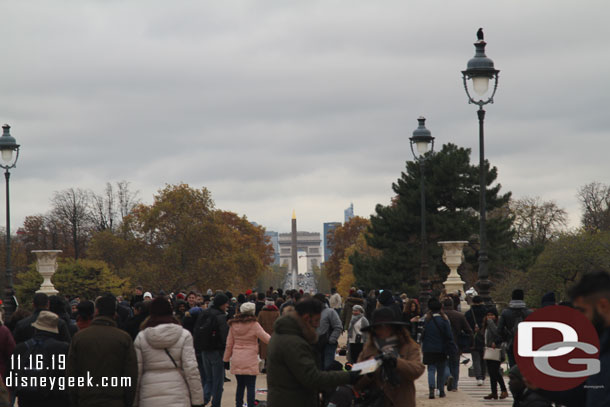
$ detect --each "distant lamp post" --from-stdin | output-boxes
[0,124,20,319]
[409,117,434,311]
[462,28,499,304]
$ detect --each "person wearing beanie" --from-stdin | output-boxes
[9,311,70,407]
[541,291,556,308]
[193,292,230,407]
[421,298,452,399]
[497,288,532,367]
[134,296,204,407]
[67,294,138,407]
[223,302,270,407]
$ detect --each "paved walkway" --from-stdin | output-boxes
[221,353,513,407]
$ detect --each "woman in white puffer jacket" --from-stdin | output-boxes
[134,296,204,407]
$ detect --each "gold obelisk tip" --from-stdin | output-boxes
[292,210,296,220]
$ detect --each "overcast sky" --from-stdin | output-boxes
[1,1,609,236]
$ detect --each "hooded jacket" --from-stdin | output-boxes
[497,300,532,344]
[134,323,203,407]
[266,315,350,407]
[222,315,270,375]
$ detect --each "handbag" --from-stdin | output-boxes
[431,316,458,358]
[483,346,502,361]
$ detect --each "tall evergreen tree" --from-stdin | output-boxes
[351,143,513,293]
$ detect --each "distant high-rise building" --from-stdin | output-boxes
[265,231,280,265]
[323,222,341,263]
[344,203,354,223]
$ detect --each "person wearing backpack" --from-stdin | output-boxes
[194,293,229,407]
[497,289,532,368]
[465,295,488,386]
[8,311,69,407]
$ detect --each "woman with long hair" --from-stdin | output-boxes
[351,306,425,407]
[134,296,203,407]
[223,302,271,407]
[403,299,421,342]
[482,308,508,400]
[421,298,452,399]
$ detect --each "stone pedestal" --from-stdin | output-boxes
[438,241,469,311]
[33,250,62,295]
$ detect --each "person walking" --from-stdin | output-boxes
[497,289,532,367]
[13,293,71,344]
[133,296,203,407]
[314,293,342,370]
[223,302,270,407]
[0,312,15,386]
[341,290,365,331]
[8,311,69,407]
[421,298,451,399]
[266,299,358,407]
[403,299,421,341]
[465,295,487,386]
[482,308,508,400]
[352,306,425,407]
[67,294,138,407]
[346,305,368,363]
[329,288,342,317]
[194,293,230,407]
[257,298,279,370]
[442,297,473,391]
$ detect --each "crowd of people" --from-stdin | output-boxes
[0,270,608,407]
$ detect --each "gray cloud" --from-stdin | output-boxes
[1,0,609,235]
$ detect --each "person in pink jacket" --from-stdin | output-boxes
[223,302,270,407]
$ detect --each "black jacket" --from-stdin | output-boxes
[193,306,229,351]
[9,331,70,407]
[13,309,72,344]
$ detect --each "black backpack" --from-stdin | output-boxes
[193,309,221,352]
[15,338,53,401]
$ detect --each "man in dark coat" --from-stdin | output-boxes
[497,289,532,367]
[13,293,71,344]
[266,299,357,407]
[195,293,230,407]
[442,297,473,391]
[66,294,137,407]
[465,295,488,385]
[8,311,69,407]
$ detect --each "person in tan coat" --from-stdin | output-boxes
[257,299,280,362]
[355,307,425,407]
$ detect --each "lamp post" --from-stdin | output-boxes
[0,124,20,319]
[409,117,434,311]
[461,29,499,305]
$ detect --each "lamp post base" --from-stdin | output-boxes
[475,278,493,305]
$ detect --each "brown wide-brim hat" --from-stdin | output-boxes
[31,310,59,334]
[361,306,409,332]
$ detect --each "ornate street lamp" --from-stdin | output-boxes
[462,28,499,305]
[409,117,434,311]
[0,124,20,319]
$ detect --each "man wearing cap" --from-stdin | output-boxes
[9,310,70,407]
[67,294,137,407]
[194,293,230,407]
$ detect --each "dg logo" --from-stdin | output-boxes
[515,305,600,391]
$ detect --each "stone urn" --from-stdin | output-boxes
[438,241,469,311]
[33,250,62,295]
